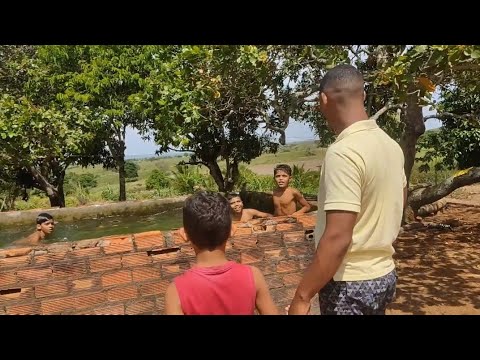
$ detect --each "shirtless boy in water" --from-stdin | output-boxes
[272,164,311,216]
[227,194,272,222]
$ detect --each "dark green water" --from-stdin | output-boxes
[0,208,184,249]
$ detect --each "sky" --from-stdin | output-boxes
[125,110,443,157]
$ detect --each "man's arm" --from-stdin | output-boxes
[250,266,279,315]
[164,283,184,315]
[291,189,312,215]
[288,210,356,314]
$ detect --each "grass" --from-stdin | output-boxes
[8,140,455,211]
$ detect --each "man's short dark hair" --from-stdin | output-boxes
[319,64,364,97]
[274,164,292,176]
[183,191,232,251]
[36,212,54,225]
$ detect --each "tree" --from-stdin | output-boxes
[0,46,110,208]
[134,45,279,192]
[38,45,158,201]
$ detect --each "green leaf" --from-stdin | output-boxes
[470,50,480,59]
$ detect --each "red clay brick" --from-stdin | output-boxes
[225,240,234,251]
[121,253,151,267]
[94,304,125,315]
[134,231,165,250]
[89,256,122,273]
[225,249,241,262]
[286,244,313,257]
[264,248,287,260]
[265,274,284,289]
[102,270,132,287]
[41,296,76,314]
[16,266,52,282]
[35,281,69,298]
[233,227,252,236]
[299,257,312,270]
[240,248,264,264]
[75,292,107,309]
[283,273,303,286]
[0,287,34,304]
[34,251,69,264]
[71,278,98,292]
[276,223,304,232]
[283,231,307,245]
[156,296,165,313]
[276,259,300,273]
[52,260,87,278]
[0,272,17,288]
[101,236,134,255]
[0,247,33,258]
[171,231,188,245]
[256,262,277,276]
[139,280,170,296]
[132,266,161,283]
[257,233,284,249]
[6,302,41,315]
[161,263,189,278]
[125,299,155,315]
[70,247,103,258]
[107,284,138,302]
[232,235,257,249]
[271,286,297,305]
[149,248,181,263]
[0,255,31,268]
[74,238,100,249]
[180,246,195,257]
[296,215,317,228]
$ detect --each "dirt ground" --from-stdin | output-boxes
[387,185,480,315]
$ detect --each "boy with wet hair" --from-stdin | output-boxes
[272,164,311,216]
[165,191,278,315]
[226,193,272,222]
[12,212,57,247]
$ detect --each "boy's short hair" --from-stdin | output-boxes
[226,192,242,201]
[36,212,56,225]
[183,191,232,251]
[274,164,292,176]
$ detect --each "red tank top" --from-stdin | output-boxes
[174,261,256,315]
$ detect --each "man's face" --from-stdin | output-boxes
[37,220,55,235]
[229,196,243,214]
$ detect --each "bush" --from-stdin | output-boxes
[125,161,139,180]
[146,170,171,191]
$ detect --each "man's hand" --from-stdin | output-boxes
[288,296,311,315]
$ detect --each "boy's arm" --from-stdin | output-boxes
[250,266,279,315]
[291,189,312,215]
[250,209,273,218]
[164,283,184,315]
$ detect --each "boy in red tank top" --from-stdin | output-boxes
[164,191,278,315]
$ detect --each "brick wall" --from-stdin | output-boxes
[0,213,318,315]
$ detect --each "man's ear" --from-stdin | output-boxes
[36,224,42,231]
[363,90,367,102]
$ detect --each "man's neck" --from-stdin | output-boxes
[332,108,369,135]
[195,249,228,267]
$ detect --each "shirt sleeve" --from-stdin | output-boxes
[323,148,364,213]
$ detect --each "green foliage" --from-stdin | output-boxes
[125,161,139,179]
[145,169,171,191]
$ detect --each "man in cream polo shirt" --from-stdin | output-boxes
[289,64,407,315]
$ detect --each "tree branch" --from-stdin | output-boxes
[167,147,193,153]
[179,160,207,167]
[371,103,403,121]
[409,167,480,210]
[423,112,479,123]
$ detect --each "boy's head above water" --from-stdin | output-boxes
[36,212,56,235]
[274,164,292,189]
[226,193,244,214]
[183,191,232,252]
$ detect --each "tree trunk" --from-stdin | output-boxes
[224,159,240,192]
[206,161,226,192]
[118,156,126,202]
[29,166,66,208]
[400,94,425,185]
[409,167,480,211]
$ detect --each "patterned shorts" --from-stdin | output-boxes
[319,270,397,315]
